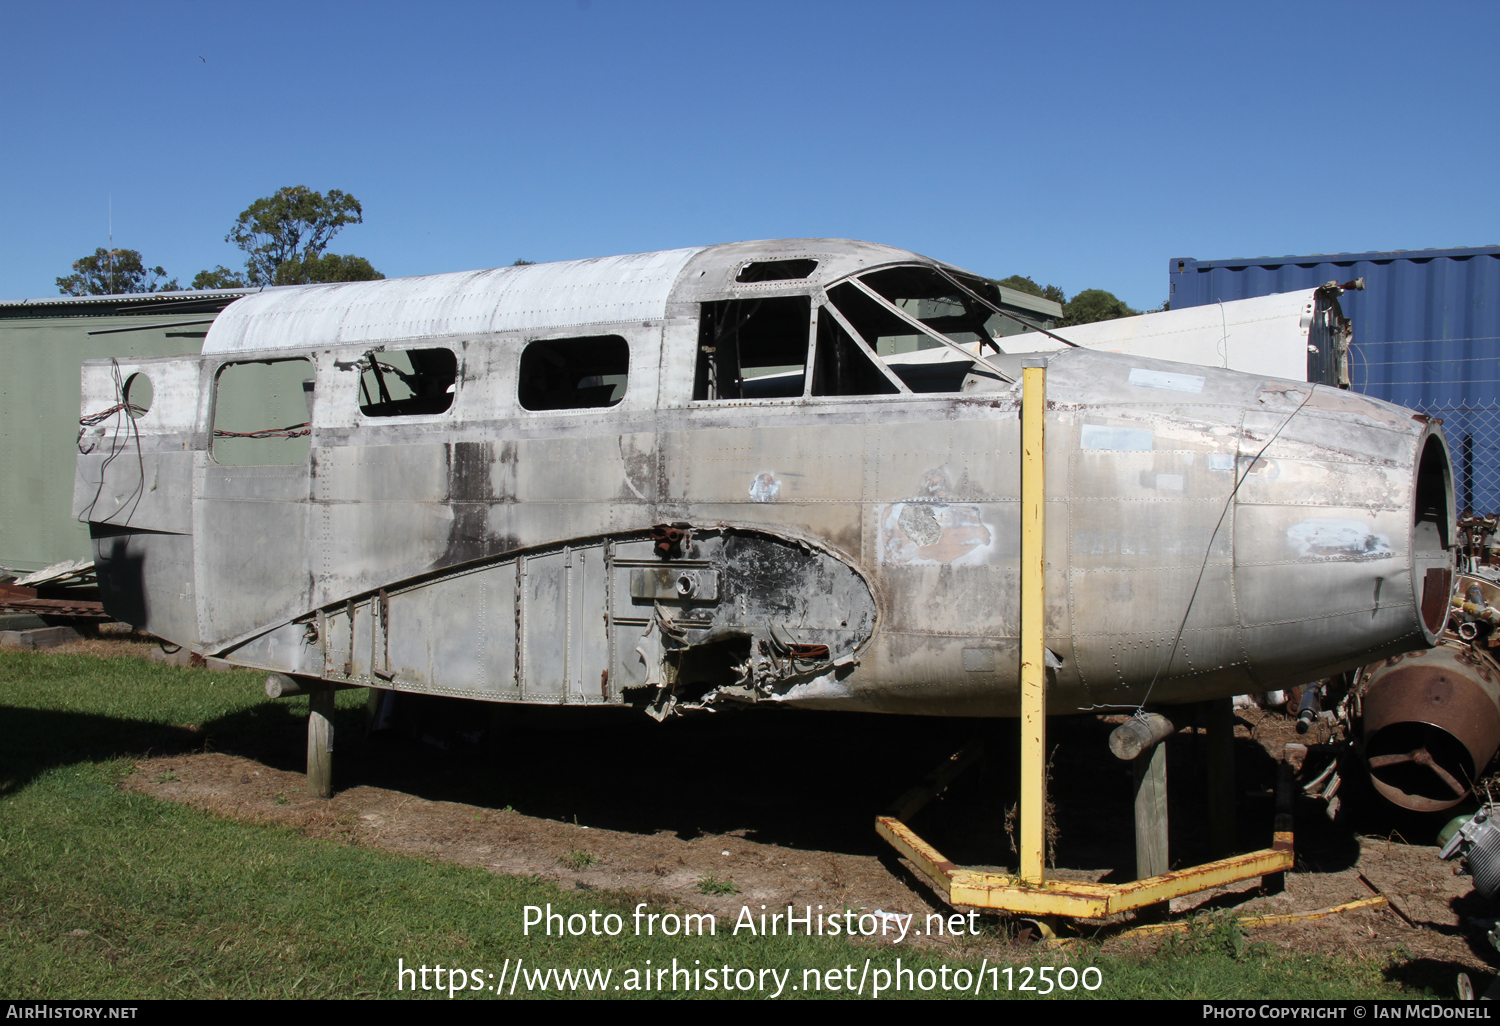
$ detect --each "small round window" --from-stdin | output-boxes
[124,373,153,418]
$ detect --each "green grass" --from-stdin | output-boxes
[559,850,598,871]
[0,651,1436,999]
[694,873,740,897]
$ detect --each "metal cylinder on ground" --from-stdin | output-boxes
[1362,641,1500,812]
[1297,684,1322,735]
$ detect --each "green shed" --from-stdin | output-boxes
[0,289,254,572]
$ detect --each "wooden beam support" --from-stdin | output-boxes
[1133,742,1170,880]
[307,687,335,799]
[266,672,359,699]
[1206,696,1236,858]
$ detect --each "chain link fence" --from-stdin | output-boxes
[1350,337,1500,516]
[1401,403,1500,516]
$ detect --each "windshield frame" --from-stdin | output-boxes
[837,273,1017,383]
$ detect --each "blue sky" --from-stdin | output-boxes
[2,0,1496,309]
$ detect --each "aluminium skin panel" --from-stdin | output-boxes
[1168,246,1500,510]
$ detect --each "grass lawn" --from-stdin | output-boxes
[0,650,1430,1000]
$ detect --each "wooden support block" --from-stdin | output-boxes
[1109,712,1176,761]
[1206,696,1236,858]
[267,673,359,699]
[1134,742,1169,881]
[307,687,334,799]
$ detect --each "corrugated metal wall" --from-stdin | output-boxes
[1169,246,1500,512]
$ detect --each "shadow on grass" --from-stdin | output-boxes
[1384,956,1472,998]
[0,700,309,797]
[0,673,1362,878]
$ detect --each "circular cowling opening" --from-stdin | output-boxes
[1365,720,1476,812]
[1362,653,1500,813]
[124,372,152,418]
[1412,432,1454,640]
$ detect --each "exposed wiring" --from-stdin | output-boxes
[1350,340,1371,392]
[77,360,147,526]
[212,424,310,439]
[79,401,145,427]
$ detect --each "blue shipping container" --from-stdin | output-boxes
[1169,246,1500,512]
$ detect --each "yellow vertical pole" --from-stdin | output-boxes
[1019,357,1048,885]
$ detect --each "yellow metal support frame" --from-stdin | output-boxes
[1019,361,1048,885]
[875,356,1295,918]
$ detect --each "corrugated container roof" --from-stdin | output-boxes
[1173,244,1500,270]
[1168,245,1500,511]
[0,287,265,321]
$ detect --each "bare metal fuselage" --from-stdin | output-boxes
[75,240,1454,717]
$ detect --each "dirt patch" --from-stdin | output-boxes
[32,629,1499,981]
[117,704,1500,979]
[124,750,952,928]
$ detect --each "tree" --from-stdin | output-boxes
[57,248,178,296]
[1061,288,1140,327]
[273,253,384,285]
[222,185,381,285]
[190,265,248,290]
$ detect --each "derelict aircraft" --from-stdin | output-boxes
[75,240,1454,733]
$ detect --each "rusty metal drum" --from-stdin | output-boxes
[1363,642,1500,812]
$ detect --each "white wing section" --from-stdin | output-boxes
[1001,289,1320,381]
[203,247,705,354]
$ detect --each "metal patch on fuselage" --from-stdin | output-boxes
[1080,423,1154,452]
[880,502,994,565]
[748,472,781,502]
[1286,518,1394,561]
[1128,367,1204,393]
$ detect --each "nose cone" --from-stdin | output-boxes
[1046,351,1454,706]
[1231,405,1452,686]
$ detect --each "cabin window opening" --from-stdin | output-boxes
[811,307,901,397]
[211,357,314,466]
[518,335,629,411]
[694,296,811,401]
[359,347,458,417]
[735,259,818,284]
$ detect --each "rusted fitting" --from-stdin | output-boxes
[651,523,690,560]
[1454,598,1500,625]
